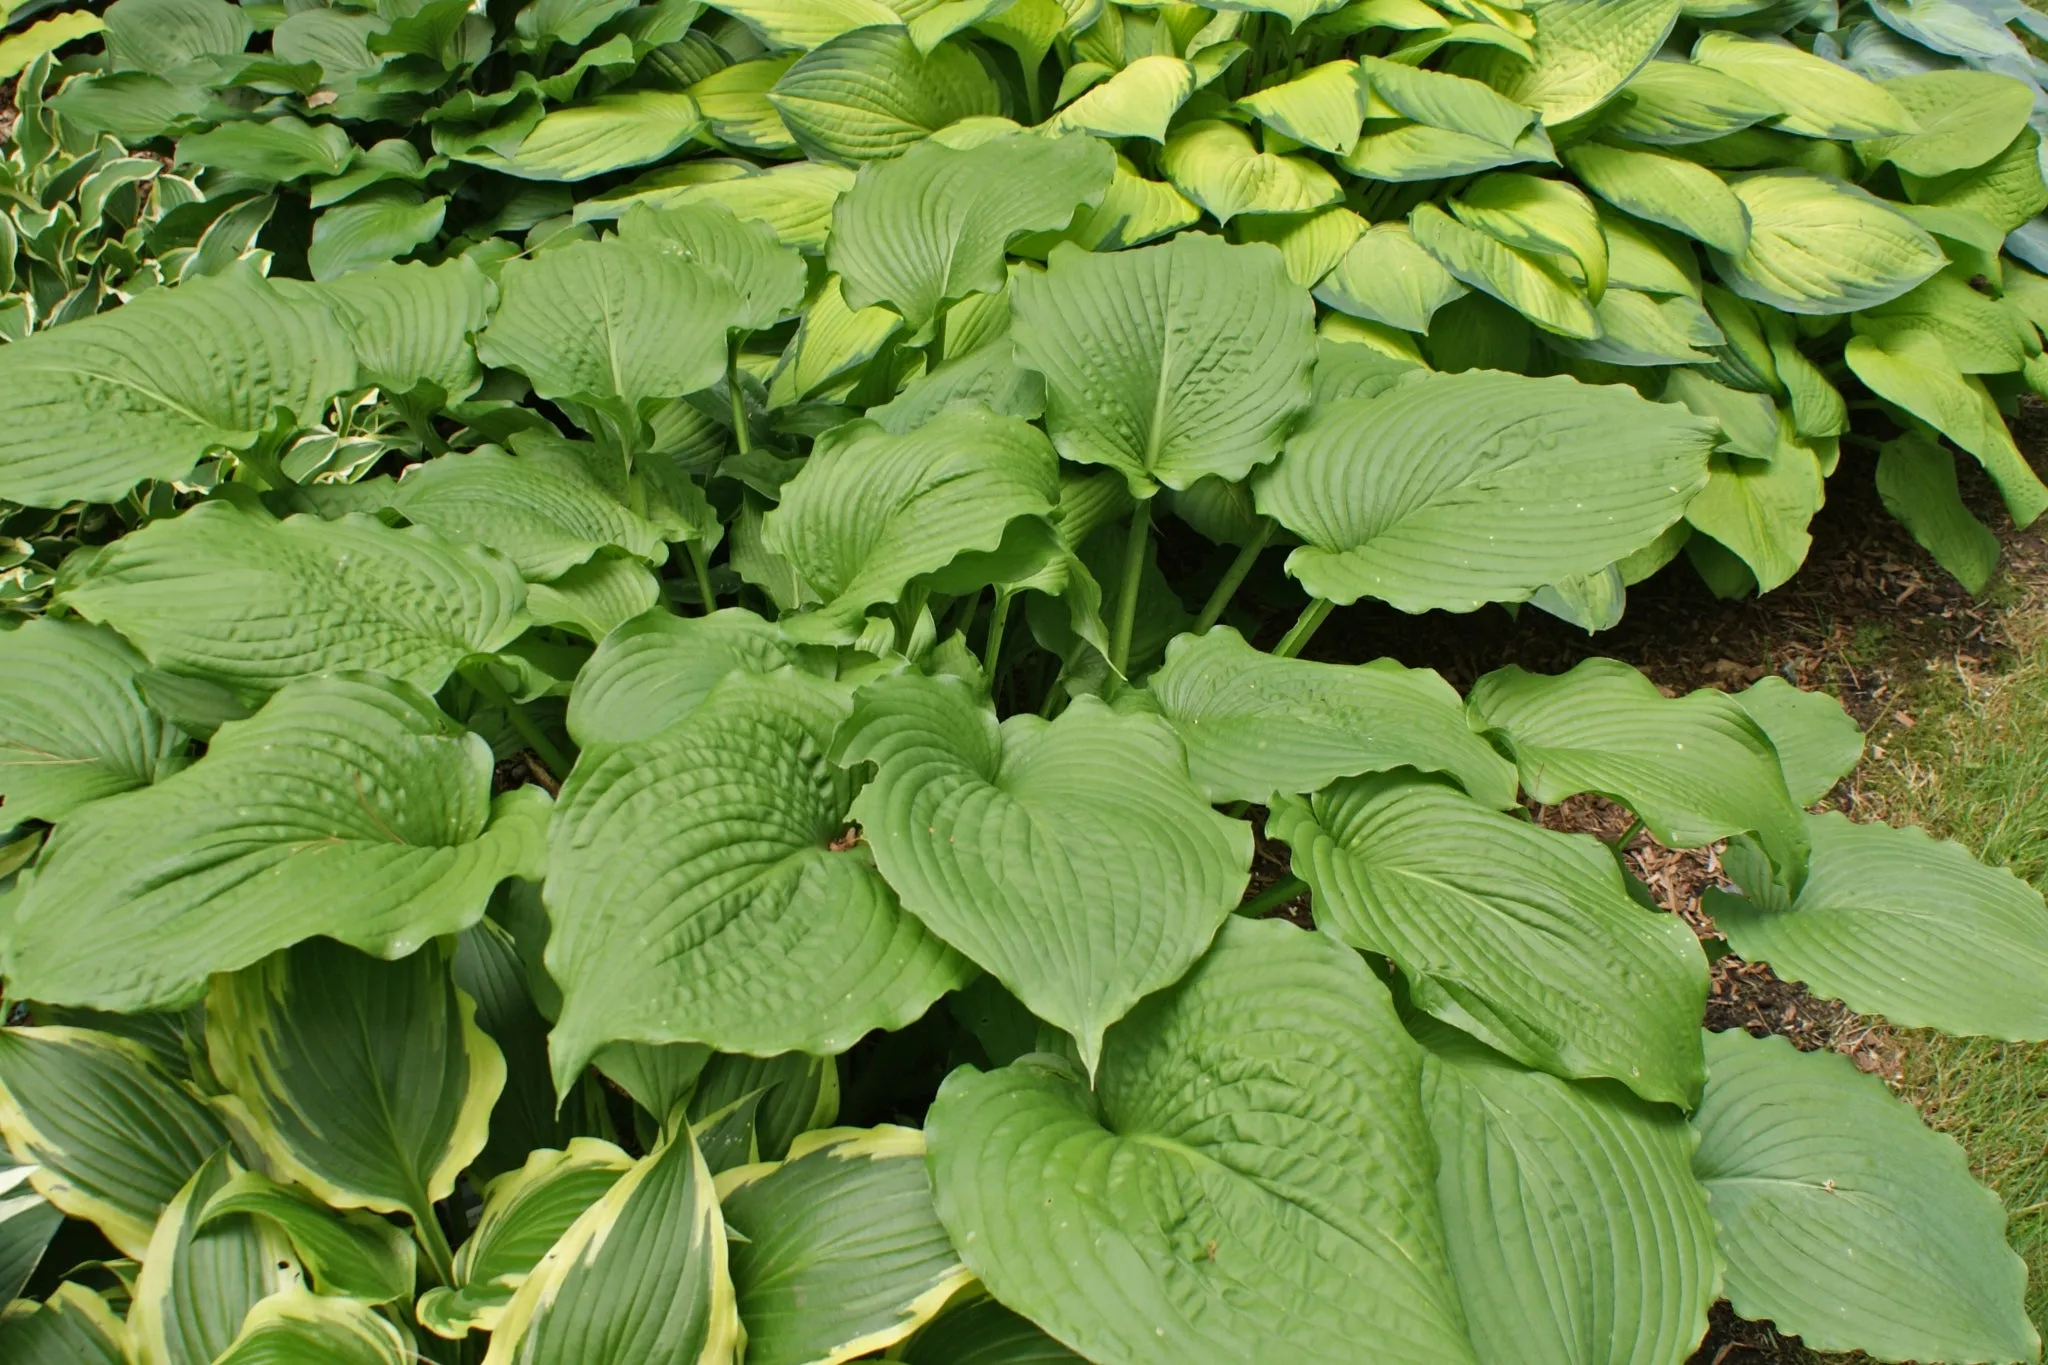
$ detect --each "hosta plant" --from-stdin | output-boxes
[0,0,2046,1363]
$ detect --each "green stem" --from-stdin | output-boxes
[948,586,982,639]
[1235,874,1307,918]
[1024,51,1046,124]
[982,590,1013,678]
[727,334,751,454]
[687,539,719,616]
[1107,496,1153,678]
[1272,597,1333,660]
[409,1198,458,1289]
[1193,517,1275,635]
[466,665,571,778]
[1612,816,1645,851]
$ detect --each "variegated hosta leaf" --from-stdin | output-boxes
[1272,772,1708,1105]
[5,674,548,1013]
[206,938,505,1225]
[212,1291,411,1365]
[0,1027,228,1260]
[1146,626,1517,807]
[0,1282,131,1363]
[416,1139,634,1340]
[545,671,970,1090]
[1711,812,2048,1041]
[0,1152,61,1305]
[0,263,356,507]
[838,671,1251,1073]
[476,235,743,434]
[198,1171,416,1306]
[1253,370,1715,612]
[130,1151,303,1365]
[564,608,803,749]
[1692,1029,2038,1364]
[689,1051,841,1162]
[0,619,188,824]
[483,1122,741,1365]
[763,406,1062,642]
[718,1126,969,1365]
[54,501,530,698]
[896,1294,1084,1363]
[1468,658,1811,884]
[925,917,1478,1364]
[1011,232,1316,495]
[311,447,673,582]
[1420,1024,1718,1365]
[829,130,1114,330]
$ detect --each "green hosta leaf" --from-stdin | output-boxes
[1045,54,1195,142]
[1455,0,1677,123]
[769,274,905,407]
[1148,626,1516,807]
[1601,206,1702,297]
[1344,119,1555,181]
[0,12,106,81]
[1161,119,1343,224]
[130,1151,299,1365]
[897,1295,1083,1363]
[770,27,1001,165]
[0,1283,130,1364]
[1012,234,1315,495]
[692,56,802,153]
[617,201,809,332]
[1563,142,1749,254]
[302,258,493,400]
[483,1122,741,1365]
[416,1138,633,1339]
[1237,59,1367,155]
[1017,153,1199,252]
[1846,328,2048,526]
[0,1027,230,1259]
[1683,443,1825,594]
[1360,52,1539,139]
[1865,70,2035,179]
[831,131,1112,331]
[1468,658,1810,881]
[478,237,741,435]
[5,674,547,1013]
[1692,31,1915,139]
[1855,268,2033,375]
[1728,676,1862,806]
[1692,1029,2038,1363]
[565,608,801,748]
[307,187,448,281]
[1710,170,1945,315]
[1274,773,1707,1104]
[212,1291,411,1365]
[1421,1026,1716,1364]
[839,672,1250,1073]
[1451,171,1609,298]
[1877,430,2001,593]
[337,448,671,581]
[708,0,898,49]
[719,1126,968,1365]
[0,265,356,507]
[527,554,663,641]
[601,162,855,255]
[1601,57,1781,145]
[103,0,250,73]
[176,116,353,182]
[198,1172,415,1305]
[1410,202,1598,337]
[1232,206,1365,288]
[1313,221,1470,332]
[925,917,1477,1363]
[207,938,503,1224]
[546,672,969,1088]
[1551,288,1724,366]
[0,620,187,824]
[1711,812,2048,1040]
[1255,369,1713,611]
[455,918,589,1181]
[762,406,1060,641]
[56,503,529,697]
[486,92,705,181]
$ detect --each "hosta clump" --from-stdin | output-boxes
[0,1,2047,1362]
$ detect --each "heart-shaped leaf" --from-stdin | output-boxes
[0,620,188,824]
[769,27,1001,165]
[924,917,1478,1363]
[5,674,548,1013]
[838,672,1250,1072]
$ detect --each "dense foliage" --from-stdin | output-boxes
[2,0,2048,1361]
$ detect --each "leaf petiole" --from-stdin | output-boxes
[1107,495,1153,678]
[1193,516,1275,635]
[1272,597,1333,659]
